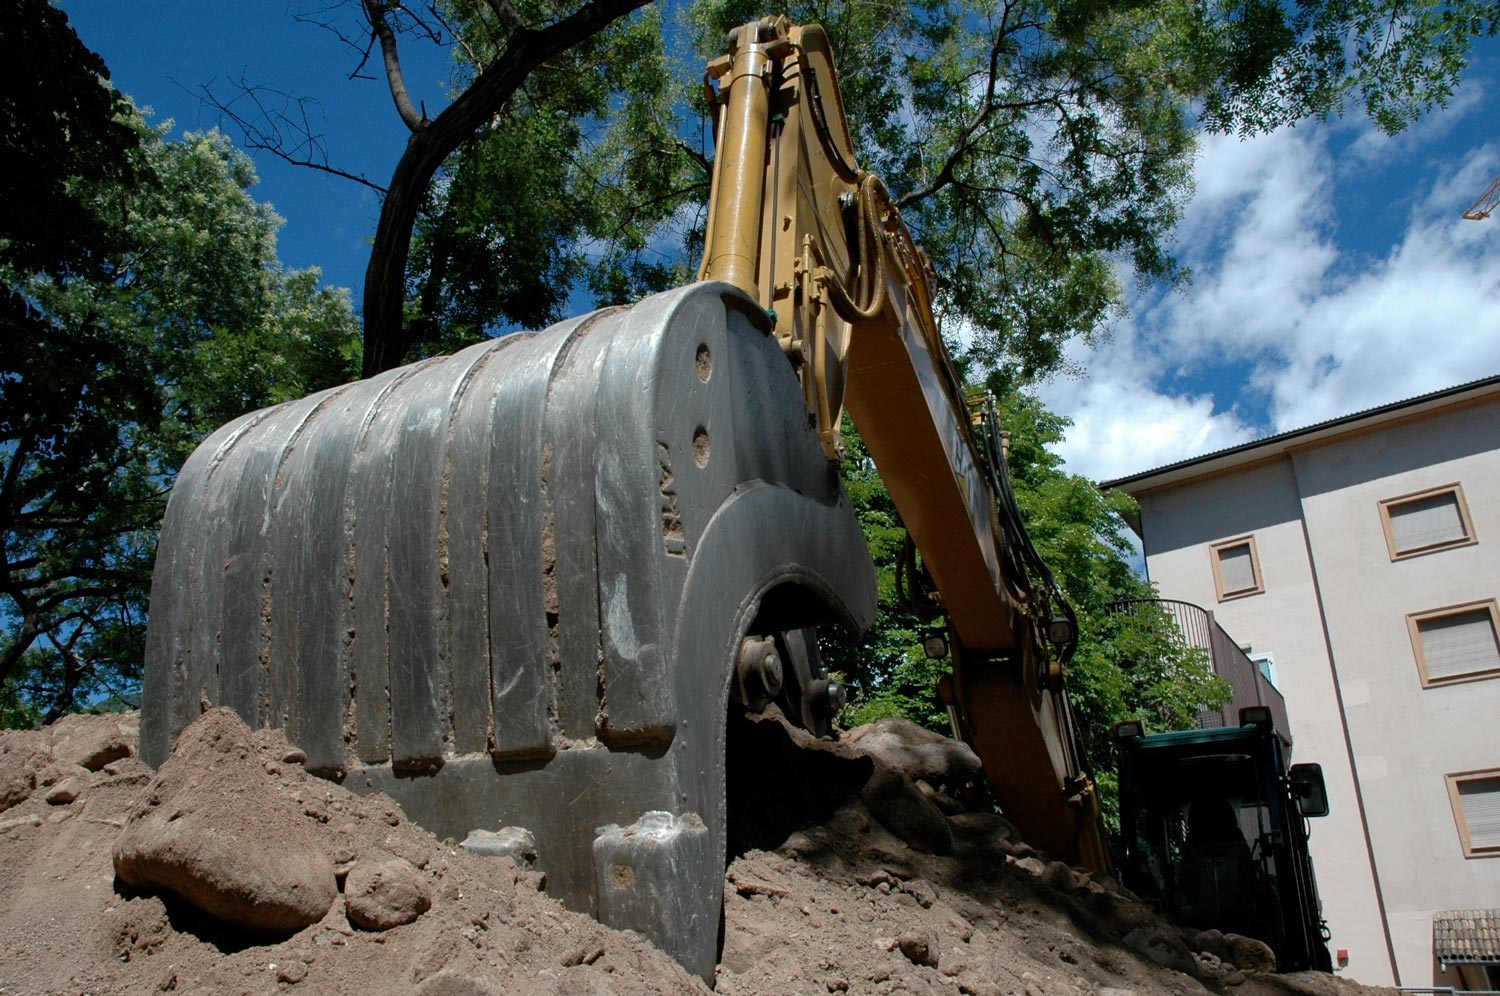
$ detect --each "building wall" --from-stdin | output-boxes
[1138,460,1397,985]
[1288,399,1500,985]
[1132,394,1500,986]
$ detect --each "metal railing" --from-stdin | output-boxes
[1109,598,1292,746]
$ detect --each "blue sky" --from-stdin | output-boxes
[1036,51,1500,481]
[61,0,452,293]
[61,2,1500,483]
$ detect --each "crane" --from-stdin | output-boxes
[1463,175,1500,220]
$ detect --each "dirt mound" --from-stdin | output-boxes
[0,710,701,996]
[0,711,1395,996]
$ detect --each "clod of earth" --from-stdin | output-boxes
[111,709,338,933]
[344,856,433,930]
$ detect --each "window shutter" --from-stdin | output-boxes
[1459,778,1500,850]
[1418,611,1500,680]
[1218,544,1256,593]
[1389,492,1467,552]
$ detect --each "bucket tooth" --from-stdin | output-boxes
[593,811,715,979]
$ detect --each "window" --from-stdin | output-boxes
[1380,484,1476,559]
[1210,536,1263,601]
[1408,600,1500,687]
[1446,770,1500,857]
[1248,651,1277,688]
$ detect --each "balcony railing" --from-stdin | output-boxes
[1109,598,1292,748]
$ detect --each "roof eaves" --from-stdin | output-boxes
[1434,908,1500,965]
[1098,374,1500,492]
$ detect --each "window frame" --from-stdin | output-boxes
[1248,650,1278,688]
[1406,599,1500,688]
[1445,768,1500,859]
[1210,535,1264,602]
[1378,483,1477,561]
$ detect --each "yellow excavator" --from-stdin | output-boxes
[140,17,1106,981]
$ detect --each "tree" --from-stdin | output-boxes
[824,419,953,734]
[1,67,361,725]
[1,0,147,725]
[206,0,660,374]
[211,0,1493,381]
[402,6,700,359]
[0,0,141,280]
[682,0,1495,385]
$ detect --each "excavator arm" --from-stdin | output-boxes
[700,16,1108,871]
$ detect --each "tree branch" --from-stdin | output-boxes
[896,1,1046,211]
[40,629,87,725]
[363,0,429,131]
[198,79,387,193]
[0,602,41,691]
[361,0,654,376]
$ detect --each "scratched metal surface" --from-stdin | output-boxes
[140,281,875,978]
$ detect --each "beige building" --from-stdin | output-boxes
[1102,376,1500,989]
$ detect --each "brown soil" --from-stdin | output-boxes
[0,712,1395,996]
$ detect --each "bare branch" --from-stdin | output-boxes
[429,4,485,73]
[363,0,428,131]
[197,78,387,193]
[291,0,373,58]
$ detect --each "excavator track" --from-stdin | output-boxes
[141,282,876,979]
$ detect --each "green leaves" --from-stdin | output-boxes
[2,77,359,725]
[822,419,952,733]
[0,0,140,277]
[989,390,1228,780]
[402,0,1490,383]
[1206,0,1500,134]
[401,7,702,358]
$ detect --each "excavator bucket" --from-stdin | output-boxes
[140,282,876,979]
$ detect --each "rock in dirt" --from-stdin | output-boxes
[49,711,137,770]
[461,826,538,866]
[0,730,48,812]
[1193,929,1279,973]
[1123,923,1200,975]
[859,767,952,855]
[1040,859,1079,893]
[949,810,1016,842]
[344,855,432,930]
[0,710,1405,996]
[44,770,90,805]
[0,812,42,831]
[112,708,337,933]
[416,970,496,996]
[894,930,940,967]
[844,717,982,789]
[1226,933,1279,973]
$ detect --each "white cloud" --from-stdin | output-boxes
[1341,82,1488,173]
[1046,374,1257,481]
[1039,103,1500,482]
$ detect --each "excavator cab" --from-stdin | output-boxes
[1114,713,1333,972]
